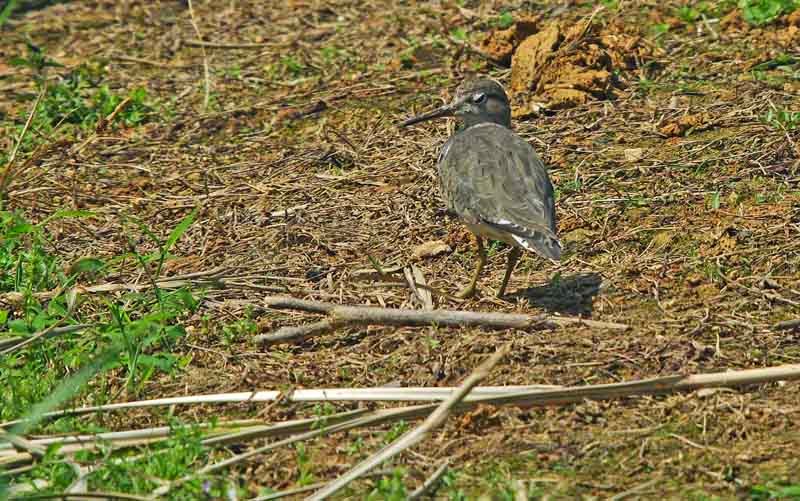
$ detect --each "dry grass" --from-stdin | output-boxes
[1,0,800,497]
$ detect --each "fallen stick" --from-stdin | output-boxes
[0,269,289,307]
[200,408,369,447]
[307,345,509,500]
[6,365,796,460]
[200,365,800,480]
[109,412,364,472]
[0,420,261,456]
[184,39,270,49]
[6,363,795,493]
[774,318,800,330]
[1,402,367,436]
[459,365,800,409]
[0,267,229,306]
[6,492,152,501]
[0,427,46,458]
[152,409,381,497]
[256,296,629,345]
[0,386,558,429]
[7,364,798,433]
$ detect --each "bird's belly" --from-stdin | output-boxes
[464,222,518,247]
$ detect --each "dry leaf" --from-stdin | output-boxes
[411,240,452,260]
[624,148,645,162]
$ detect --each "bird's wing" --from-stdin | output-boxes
[438,123,561,260]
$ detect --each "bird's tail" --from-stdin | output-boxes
[512,231,562,261]
[487,219,562,261]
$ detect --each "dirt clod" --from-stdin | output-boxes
[789,10,800,27]
[478,15,540,65]
[509,18,656,115]
[659,112,713,137]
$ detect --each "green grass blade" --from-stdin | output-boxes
[164,208,198,254]
[10,344,120,435]
[0,0,18,28]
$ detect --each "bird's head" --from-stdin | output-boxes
[399,78,511,129]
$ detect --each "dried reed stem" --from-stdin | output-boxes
[307,345,509,500]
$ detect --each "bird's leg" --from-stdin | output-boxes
[497,247,522,298]
[456,236,486,299]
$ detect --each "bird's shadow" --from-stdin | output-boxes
[512,272,603,316]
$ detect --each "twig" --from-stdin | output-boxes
[700,14,719,40]
[0,318,67,355]
[249,470,396,501]
[1,428,87,496]
[111,54,192,69]
[463,365,800,408]
[95,96,131,132]
[186,0,211,110]
[667,433,723,452]
[609,479,660,501]
[268,204,309,219]
[201,409,369,447]
[0,82,46,197]
[0,268,253,306]
[0,428,46,458]
[151,409,372,497]
[307,345,509,500]
[184,39,270,49]
[255,296,628,345]
[0,420,259,456]
[774,318,800,331]
[408,459,450,500]
[0,464,35,478]
[0,324,93,353]
[7,492,153,501]
[263,319,338,344]
[1,404,361,438]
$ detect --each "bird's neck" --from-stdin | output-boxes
[459,117,511,130]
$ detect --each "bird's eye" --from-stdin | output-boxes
[472,93,487,104]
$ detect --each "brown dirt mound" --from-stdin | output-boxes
[509,17,660,116]
[478,15,540,65]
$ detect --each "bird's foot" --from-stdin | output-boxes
[496,282,513,298]
[455,284,478,299]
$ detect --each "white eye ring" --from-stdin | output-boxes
[472,92,487,104]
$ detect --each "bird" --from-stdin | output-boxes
[400,78,561,298]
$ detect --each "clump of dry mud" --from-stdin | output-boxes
[493,17,662,116]
[478,15,541,65]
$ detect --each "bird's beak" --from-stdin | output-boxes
[398,102,456,127]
